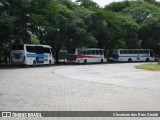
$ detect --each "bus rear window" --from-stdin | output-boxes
[11,45,24,50]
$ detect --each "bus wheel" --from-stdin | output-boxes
[101,59,103,63]
[128,58,132,62]
[33,60,36,67]
[84,59,87,64]
[49,60,51,66]
[146,58,149,62]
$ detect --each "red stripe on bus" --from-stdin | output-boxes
[67,55,100,58]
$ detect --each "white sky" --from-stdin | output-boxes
[72,0,160,8]
[92,0,124,7]
[72,0,125,7]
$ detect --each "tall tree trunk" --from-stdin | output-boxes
[55,49,60,64]
[2,45,8,65]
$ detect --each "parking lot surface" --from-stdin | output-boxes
[0,63,160,120]
[55,63,160,90]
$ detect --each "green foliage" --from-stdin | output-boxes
[105,1,132,12]
[0,13,16,43]
[122,2,160,24]
[30,34,40,44]
[105,0,160,53]
[117,14,139,48]
[1,0,160,64]
[54,0,96,49]
[29,0,58,38]
[139,16,160,49]
[76,0,100,9]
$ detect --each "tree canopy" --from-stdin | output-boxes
[0,0,160,64]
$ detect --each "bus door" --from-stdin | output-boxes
[36,46,45,64]
[44,47,51,64]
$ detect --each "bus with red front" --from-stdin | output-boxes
[67,48,107,64]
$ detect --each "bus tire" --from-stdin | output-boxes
[84,59,87,64]
[146,58,149,62]
[33,60,36,67]
[128,58,132,62]
[101,59,103,63]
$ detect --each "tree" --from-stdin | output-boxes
[76,0,100,9]
[122,1,160,24]
[30,34,40,44]
[1,0,160,64]
[139,16,160,53]
[106,0,160,52]
[117,14,139,48]
[0,12,16,64]
[0,0,30,64]
[105,1,132,12]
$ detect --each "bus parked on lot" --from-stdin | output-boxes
[113,49,155,62]
[67,48,107,64]
[11,44,55,66]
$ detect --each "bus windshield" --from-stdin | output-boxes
[11,45,24,50]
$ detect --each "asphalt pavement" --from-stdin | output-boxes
[0,63,160,120]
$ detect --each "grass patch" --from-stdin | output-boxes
[135,64,160,71]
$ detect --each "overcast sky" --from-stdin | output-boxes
[72,0,160,7]
[72,0,125,7]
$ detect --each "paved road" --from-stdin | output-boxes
[55,63,160,90]
[0,63,160,120]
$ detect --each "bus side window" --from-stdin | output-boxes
[83,50,87,55]
[120,50,123,54]
[123,50,128,54]
[87,50,91,55]
[144,50,149,54]
[96,50,100,55]
[133,50,138,54]
[36,46,44,54]
[26,46,35,53]
[128,50,133,54]
[139,50,143,54]
[91,50,96,55]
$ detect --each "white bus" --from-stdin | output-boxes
[11,44,55,66]
[113,49,155,62]
[67,48,107,64]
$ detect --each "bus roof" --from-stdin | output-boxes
[75,48,105,50]
[23,44,52,48]
[113,49,153,50]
